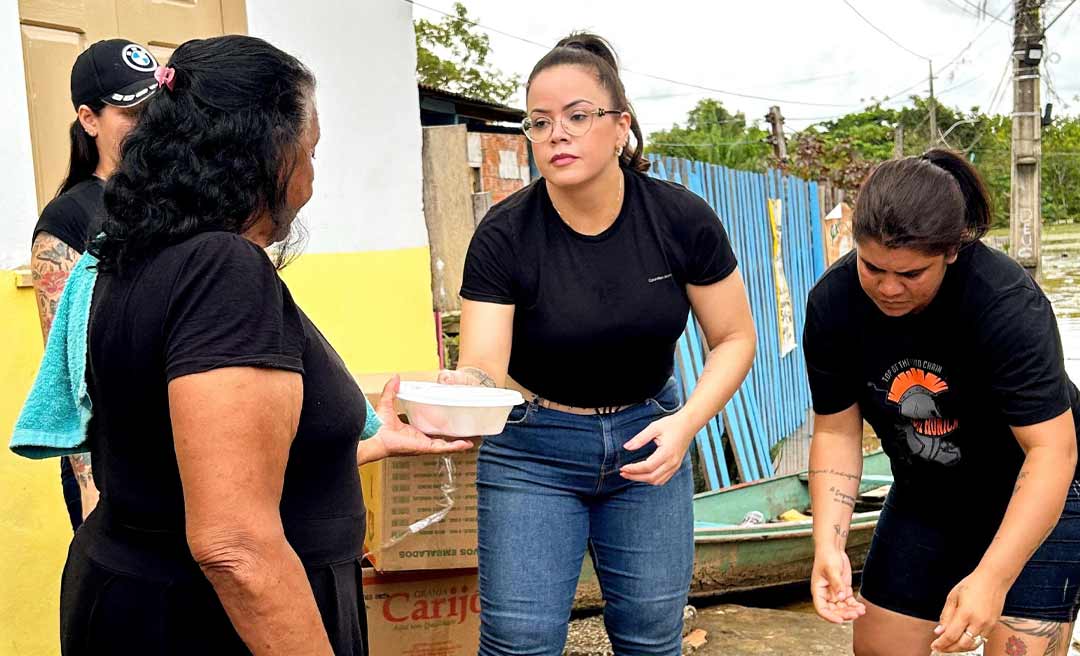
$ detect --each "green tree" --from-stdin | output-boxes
[648,93,1080,230]
[789,97,1018,229]
[1039,118,1080,224]
[645,99,772,171]
[787,103,902,193]
[414,2,520,105]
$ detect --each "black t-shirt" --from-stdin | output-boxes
[461,168,737,407]
[804,242,1080,526]
[33,178,104,253]
[82,232,367,575]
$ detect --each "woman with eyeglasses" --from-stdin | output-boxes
[439,33,757,656]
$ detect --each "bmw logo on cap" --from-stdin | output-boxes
[121,44,157,72]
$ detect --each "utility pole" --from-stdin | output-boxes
[894,124,904,158]
[1010,0,1043,278]
[766,105,787,163]
[928,60,938,145]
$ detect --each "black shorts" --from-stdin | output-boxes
[860,480,1080,623]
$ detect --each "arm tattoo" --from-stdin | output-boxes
[460,366,497,388]
[1013,470,1030,495]
[829,486,857,508]
[30,233,79,342]
[807,468,860,482]
[32,235,98,506]
[68,453,93,490]
[833,523,849,549]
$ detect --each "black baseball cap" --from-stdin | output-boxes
[70,39,161,110]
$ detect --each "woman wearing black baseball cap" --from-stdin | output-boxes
[30,38,162,532]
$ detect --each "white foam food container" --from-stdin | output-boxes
[395,382,525,437]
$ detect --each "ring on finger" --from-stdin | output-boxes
[963,630,987,648]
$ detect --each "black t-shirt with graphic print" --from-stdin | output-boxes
[804,242,1080,528]
[461,168,738,408]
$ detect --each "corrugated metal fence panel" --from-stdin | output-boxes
[647,156,822,487]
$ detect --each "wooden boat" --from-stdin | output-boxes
[574,450,892,610]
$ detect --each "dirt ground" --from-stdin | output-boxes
[689,605,852,655]
[564,604,853,656]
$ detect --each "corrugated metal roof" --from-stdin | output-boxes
[418,83,525,121]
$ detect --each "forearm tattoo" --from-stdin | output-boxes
[31,234,78,341]
[460,366,496,388]
[68,453,93,491]
[829,486,857,509]
[832,523,849,549]
[807,468,860,483]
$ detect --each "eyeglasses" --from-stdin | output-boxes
[521,106,625,143]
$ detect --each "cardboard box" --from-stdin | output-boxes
[364,568,480,656]
[361,450,479,571]
[356,371,480,572]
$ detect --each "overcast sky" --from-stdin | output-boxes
[408,0,1080,140]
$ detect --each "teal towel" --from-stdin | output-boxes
[10,252,381,460]
[362,404,382,441]
[10,253,97,458]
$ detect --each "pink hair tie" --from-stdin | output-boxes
[154,66,176,92]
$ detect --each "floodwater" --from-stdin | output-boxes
[1042,234,1080,382]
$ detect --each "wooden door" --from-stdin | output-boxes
[18,0,246,212]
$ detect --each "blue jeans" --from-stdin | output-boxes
[476,379,694,656]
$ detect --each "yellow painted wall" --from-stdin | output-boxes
[0,246,438,655]
[280,247,439,374]
[0,272,66,656]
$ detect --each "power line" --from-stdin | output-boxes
[986,51,1014,113]
[880,77,931,105]
[936,72,986,96]
[868,1,1008,109]
[949,0,1013,25]
[936,1,1013,75]
[1045,0,1078,31]
[942,0,980,17]
[1043,58,1069,109]
[1043,28,1070,109]
[634,70,863,102]
[841,0,930,61]
[406,0,857,108]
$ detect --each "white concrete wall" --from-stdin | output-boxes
[0,2,45,270]
[246,0,428,255]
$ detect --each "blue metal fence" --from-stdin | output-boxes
[648,156,826,489]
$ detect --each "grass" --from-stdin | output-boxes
[987,222,1080,238]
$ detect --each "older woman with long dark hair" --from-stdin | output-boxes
[61,35,468,655]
